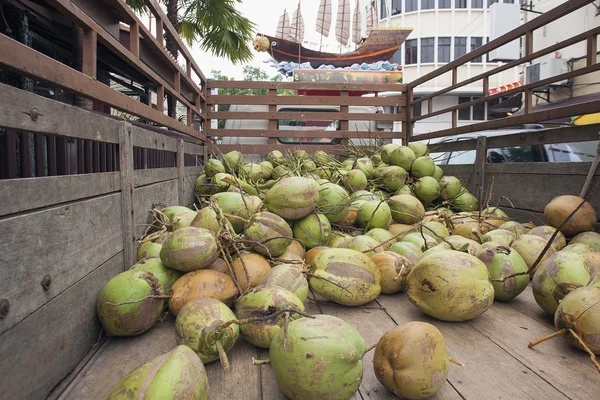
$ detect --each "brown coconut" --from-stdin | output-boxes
[544,195,597,237]
[169,269,238,316]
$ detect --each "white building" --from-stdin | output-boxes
[375,0,523,134]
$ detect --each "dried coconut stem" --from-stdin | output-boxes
[252,358,271,365]
[449,357,464,366]
[567,328,600,373]
[528,328,566,348]
[365,343,377,353]
[216,341,230,370]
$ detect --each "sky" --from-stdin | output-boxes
[190,0,371,80]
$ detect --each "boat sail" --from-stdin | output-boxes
[276,9,290,40]
[288,2,305,43]
[352,2,361,45]
[365,3,377,36]
[315,0,332,38]
[335,0,350,47]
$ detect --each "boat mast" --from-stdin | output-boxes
[289,1,304,64]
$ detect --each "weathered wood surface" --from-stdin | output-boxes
[132,179,180,241]
[0,172,121,217]
[0,252,124,400]
[58,286,600,400]
[131,125,179,152]
[134,167,179,187]
[0,193,123,335]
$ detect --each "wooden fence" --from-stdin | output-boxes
[0,87,203,400]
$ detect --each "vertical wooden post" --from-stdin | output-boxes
[177,139,185,205]
[157,85,165,113]
[156,17,164,46]
[174,70,181,94]
[524,30,534,114]
[119,122,135,269]
[268,88,277,145]
[340,90,349,147]
[82,29,97,78]
[482,76,489,98]
[129,22,139,58]
[472,136,487,203]
[587,34,597,66]
[35,134,45,177]
[451,68,457,129]
[405,87,414,145]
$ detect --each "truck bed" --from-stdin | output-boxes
[58,287,600,400]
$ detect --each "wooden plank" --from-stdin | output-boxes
[377,295,570,400]
[208,95,405,107]
[177,139,185,205]
[130,125,178,152]
[132,179,179,240]
[470,136,487,197]
[184,141,203,155]
[0,83,120,143]
[119,123,136,269]
[0,192,123,336]
[215,144,351,155]
[0,252,124,400]
[486,162,598,176]
[129,21,139,58]
[0,35,200,139]
[209,130,400,139]
[208,80,407,92]
[184,166,202,177]
[207,111,404,121]
[0,172,121,217]
[134,167,178,187]
[82,29,97,78]
[468,289,600,399]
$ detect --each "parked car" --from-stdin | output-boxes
[420,126,598,165]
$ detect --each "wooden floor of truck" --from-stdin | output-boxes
[59,287,600,399]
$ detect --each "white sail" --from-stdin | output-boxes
[336,0,350,46]
[365,4,377,35]
[276,10,290,40]
[288,2,305,43]
[352,2,361,45]
[316,0,332,37]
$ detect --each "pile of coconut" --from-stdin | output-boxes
[96,145,600,399]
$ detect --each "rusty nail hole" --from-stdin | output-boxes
[41,275,52,290]
[0,299,10,318]
[30,108,39,121]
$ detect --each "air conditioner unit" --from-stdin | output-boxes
[525,59,568,86]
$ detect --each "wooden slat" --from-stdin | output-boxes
[132,178,179,240]
[130,125,178,152]
[208,80,407,92]
[177,139,185,205]
[184,141,203,155]
[82,29,97,78]
[208,111,405,121]
[215,144,353,155]
[208,95,406,107]
[129,21,139,58]
[0,192,123,336]
[209,129,401,139]
[0,172,121,217]
[119,122,136,269]
[0,252,124,400]
[134,167,178,187]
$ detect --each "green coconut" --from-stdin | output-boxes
[444,235,482,254]
[234,286,305,348]
[293,149,309,159]
[162,206,197,231]
[365,228,395,250]
[388,194,425,224]
[264,177,320,220]
[97,271,164,336]
[396,184,415,196]
[374,322,449,400]
[241,163,264,181]
[317,183,351,223]
[498,221,528,237]
[357,200,393,229]
[553,286,600,354]
[267,150,285,166]
[411,156,436,178]
[211,172,232,192]
[211,192,262,233]
[191,207,221,234]
[389,241,423,265]
[451,190,479,212]
[408,142,429,158]
[272,165,291,180]
[529,225,567,251]
[390,146,416,171]
[160,227,219,272]
[222,150,243,173]
[381,143,400,164]
[293,213,331,249]
[107,345,208,400]
[421,221,450,240]
[137,241,163,261]
[511,234,556,275]
[175,298,239,366]
[130,257,182,296]
[414,176,441,203]
[355,157,374,178]
[244,211,293,257]
[257,264,309,301]
[194,174,214,197]
[204,158,225,178]
[561,243,591,254]
[482,229,517,247]
[372,153,383,166]
[371,252,413,294]
[477,246,529,302]
[381,166,408,192]
[328,230,351,248]
[312,150,330,166]
[344,169,368,192]
[439,176,462,200]
[270,315,365,400]
[406,250,494,321]
[402,232,438,252]
[570,231,600,252]
[259,161,274,179]
[532,251,599,315]
[343,235,383,258]
[432,165,444,181]
[351,190,379,202]
[310,248,382,305]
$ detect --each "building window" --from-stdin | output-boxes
[391,0,402,15]
[439,0,452,8]
[421,38,435,63]
[380,0,387,19]
[421,0,435,10]
[405,39,418,64]
[471,0,483,7]
[438,37,451,63]
[455,0,467,7]
[471,37,483,62]
[454,37,467,60]
[488,0,498,5]
[406,0,418,12]
[504,0,515,3]
[458,96,485,121]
